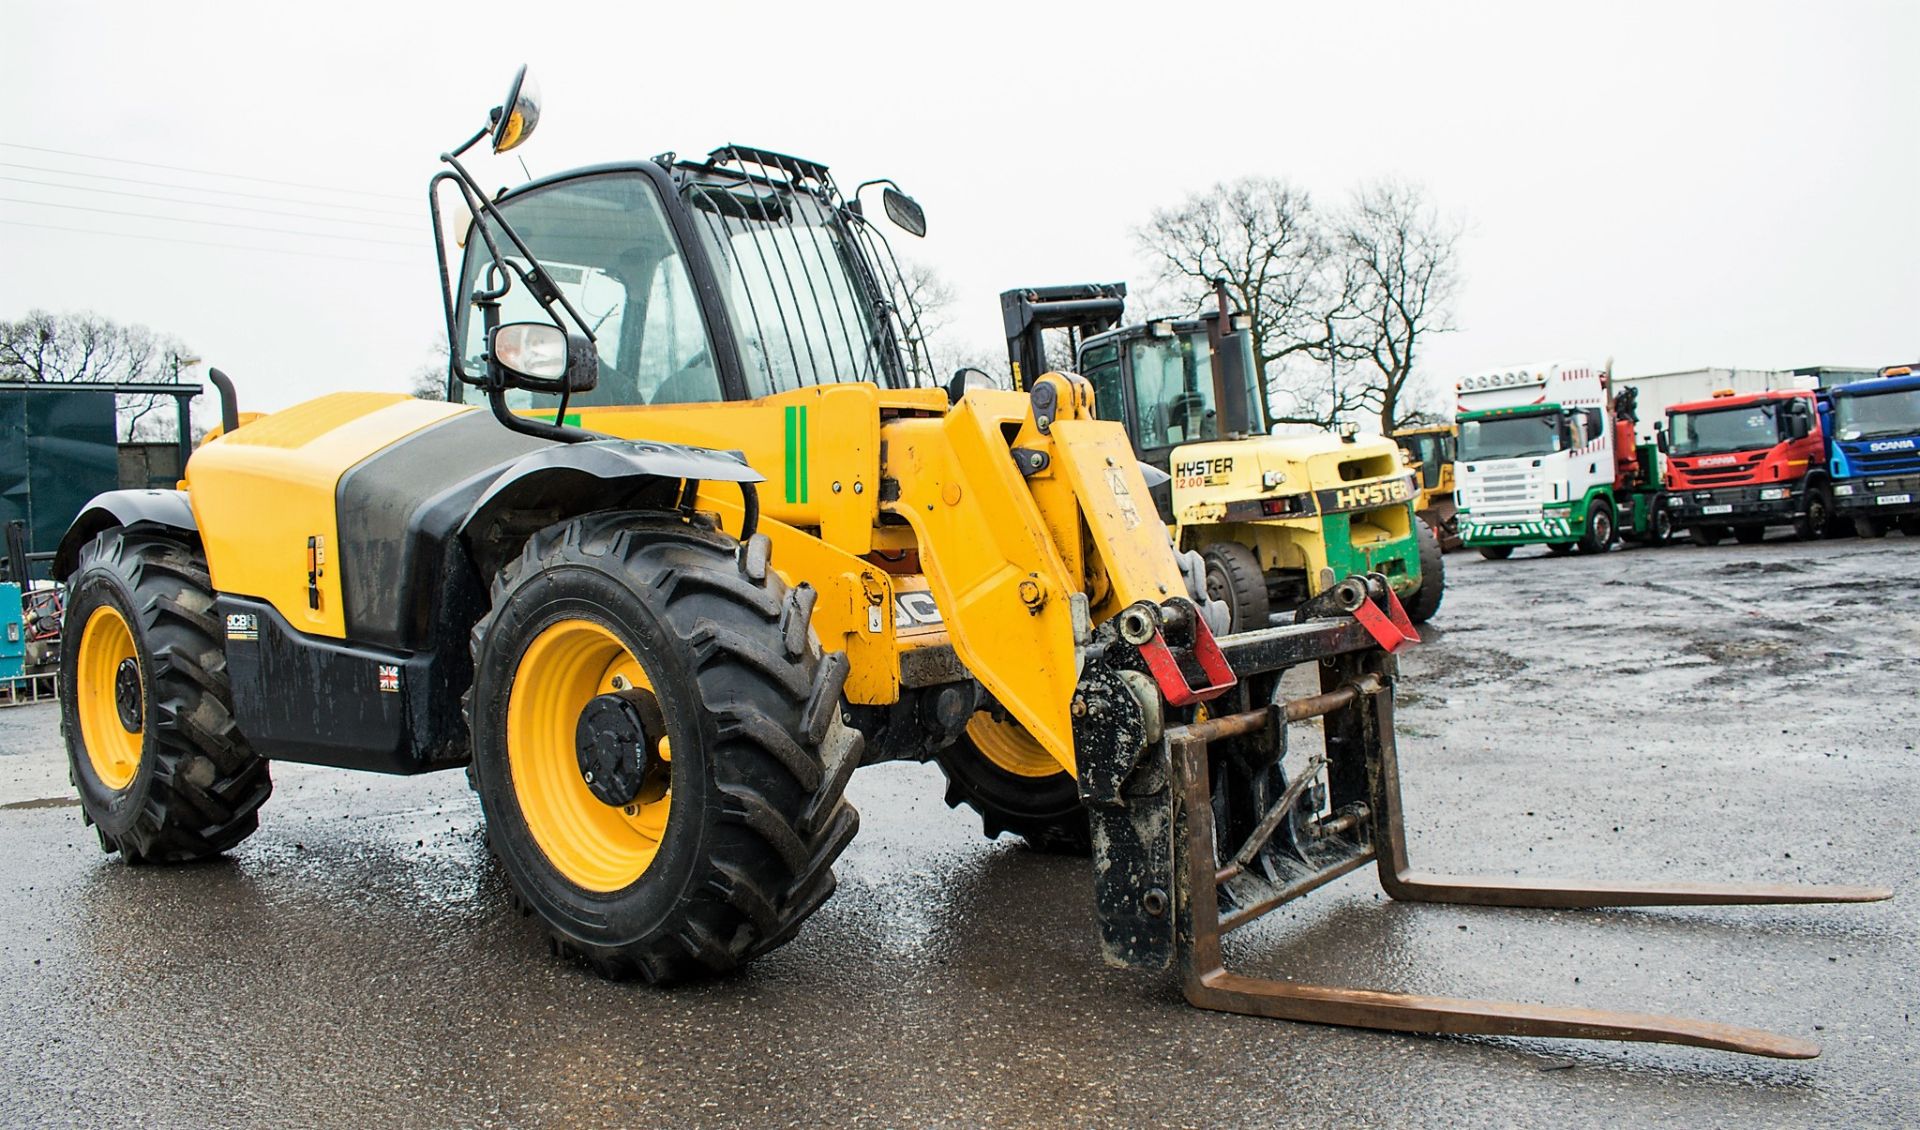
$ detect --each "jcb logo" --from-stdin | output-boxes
[894,592,943,632]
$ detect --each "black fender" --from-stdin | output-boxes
[55,489,199,580]
[459,438,764,577]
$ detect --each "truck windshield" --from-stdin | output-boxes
[1130,331,1218,448]
[1458,411,1562,461]
[1834,387,1920,441]
[1668,403,1780,456]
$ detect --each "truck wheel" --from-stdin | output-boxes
[1201,541,1270,633]
[1649,501,1674,545]
[1576,502,1615,554]
[1900,517,1920,537]
[936,713,1089,854]
[467,512,859,982]
[1853,516,1889,538]
[1689,525,1725,547]
[1734,525,1766,545]
[60,528,271,862]
[1545,542,1574,556]
[1793,488,1832,541]
[1402,518,1445,624]
[1476,545,1513,561]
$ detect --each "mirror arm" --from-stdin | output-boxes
[439,151,597,346]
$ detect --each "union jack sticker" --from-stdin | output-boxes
[377,665,400,694]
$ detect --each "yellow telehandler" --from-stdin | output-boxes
[54,68,1886,1057]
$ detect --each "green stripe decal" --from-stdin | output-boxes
[798,405,809,503]
[784,406,798,503]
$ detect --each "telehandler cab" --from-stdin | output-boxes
[56,68,1887,1058]
[1000,283,1444,630]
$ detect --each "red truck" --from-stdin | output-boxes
[1661,387,1834,545]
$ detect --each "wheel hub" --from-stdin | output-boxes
[574,688,665,807]
[113,657,142,732]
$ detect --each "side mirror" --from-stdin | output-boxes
[491,65,542,154]
[1789,407,1812,439]
[1655,422,1669,454]
[490,322,596,394]
[946,367,997,405]
[882,187,927,238]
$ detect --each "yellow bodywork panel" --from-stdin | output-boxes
[186,393,468,637]
[567,384,885,556]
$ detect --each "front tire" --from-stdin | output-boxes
[1793,488,1832,541]
[1402,518,1444,624]
[1576,501,1615,554]
[1854,516,1889,539]
[935,712,1089,854]
[1689,524,1726,547]
[1476,545,1514,561]
[467,513,859,982]
[61,529,270,861]
[1200,541,1270,634]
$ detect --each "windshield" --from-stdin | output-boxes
[455,172,722,411]
[680,173,909,397]
[1668,403,1781,456]
[1080,342,1127,425]
[1395,432,1453,488]
[1834,387,1920,441]
[1458,411,1563,461]
[1130,331,1218,448]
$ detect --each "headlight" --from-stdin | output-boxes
[1262,470,1286,489]
[1545,504,1571,515]
[1834,484,1856,496]
[1759,487,1789,501]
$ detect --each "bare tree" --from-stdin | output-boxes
[0,310,197,440]
[1137,177,1360,426]
[1336,180,1462,432]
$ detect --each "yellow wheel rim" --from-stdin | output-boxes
[965,712,1064,778]
[505,618,672,893]
[75,604,143,791]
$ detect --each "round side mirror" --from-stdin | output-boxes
[946,367,998,405]
[491,65,543,154]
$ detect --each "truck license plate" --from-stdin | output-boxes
[1878,494,1911,506]
[1702,504,1733,515]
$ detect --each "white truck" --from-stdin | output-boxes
[1453,361,1669,559]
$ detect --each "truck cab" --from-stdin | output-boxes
[1662,387,1831,545]
[1453,362,1623,558]
[1828,363,1920,537]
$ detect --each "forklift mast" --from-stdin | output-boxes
[999,283,1127,392]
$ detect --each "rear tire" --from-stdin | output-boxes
[1854,516,1889,538]
[1648,501,1674,545]
[1201,541,1270,634]
[935,713,1089,854]
[61,528,270,862]
[1476,545,1514,561]
[467,512,859,982]
[1689,524,1725,547]
[1402,518,1444,624]
[1734,525,1766,545]
[1899,516,1920,537]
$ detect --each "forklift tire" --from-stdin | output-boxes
[1477,545,1514,561]
[1733,525,1766,545]
[1402,518,1444,624]
[1689,525,1725,547]
[61,528,271,862]
[1853,516,1889,539]
[936,713,1090,854]
[1793,488,1832,542]
[466,512,859,983]
[1200,541,1270,634]
[1576,502,1615,554]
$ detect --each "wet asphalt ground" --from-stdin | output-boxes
[1,531,1915,1128]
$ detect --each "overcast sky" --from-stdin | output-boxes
[4,1,1914,422]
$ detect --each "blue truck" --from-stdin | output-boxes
[1828,362,1920,538]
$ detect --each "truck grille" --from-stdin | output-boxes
[1845,445,1920,476]
[1672,453,1765,486]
